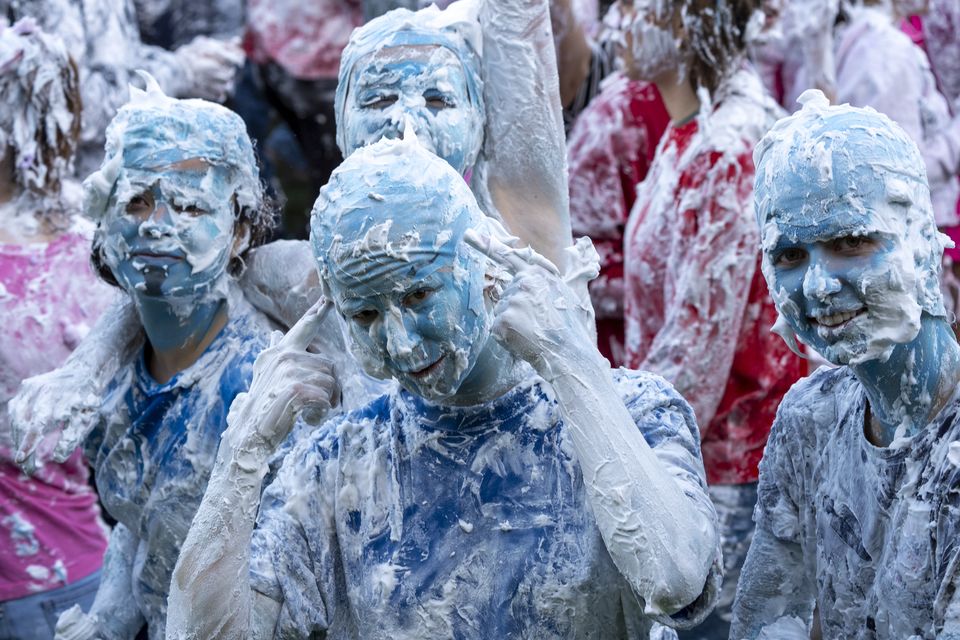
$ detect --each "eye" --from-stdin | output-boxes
[125,194,152,216]
[176,204,207,217]
[774,247,808,267]
[833,235,876,254]
[403,289,434,306]
[423,91,453,110]
[361,95,398,109]
[352,309,379,325]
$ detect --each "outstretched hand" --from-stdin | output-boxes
[465,229,601,382]
[222,298,340,467]
[10,368,104,474]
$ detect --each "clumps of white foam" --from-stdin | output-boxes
[0,18,80,231]
[754,89,950,365]
[84,71,265,225]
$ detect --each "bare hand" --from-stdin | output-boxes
[221,299,340,466]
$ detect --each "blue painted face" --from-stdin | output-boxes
[325,233,491,402]
[342,45,483,176]
[102,161,238,299]
[762,173,925,365]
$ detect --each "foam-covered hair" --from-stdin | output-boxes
[0,17,80,195]
[83,72,273,234]
[333,0,484,156]
[754,89,948,318]
[310,131,487,286]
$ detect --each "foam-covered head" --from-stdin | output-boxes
[311,133,497,402]
[88,75,272,299]
[334,1,484,176]
[755,90,949,364]
[0,18,80,195]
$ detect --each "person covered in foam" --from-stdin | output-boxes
[166,133,721,639]
[45,76,299,640]
[730,90,960,638]
[9,0,592,465]
[0,18,113,639]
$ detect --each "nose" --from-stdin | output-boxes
[383,308,419,362]
[802,262,842,300]
[138,201,174,238]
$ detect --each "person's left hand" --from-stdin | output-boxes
[465,229,603,382]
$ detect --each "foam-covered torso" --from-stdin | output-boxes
[86,299,268,636]
[753,365,960,638]
[250,369,709,639]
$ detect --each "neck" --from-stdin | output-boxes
[654,69,701,124]
[852,314,960,446]
[133,292,229,384]
[445,338,526,407]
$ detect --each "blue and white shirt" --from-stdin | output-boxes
[250,368,720,639]
[87,298,270,637]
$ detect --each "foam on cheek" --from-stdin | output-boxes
[345,48,482,174]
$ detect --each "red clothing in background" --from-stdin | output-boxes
[624,68,804,485]
[244,0,362,80]
[567,74,670,366]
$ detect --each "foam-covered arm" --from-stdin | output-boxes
[549,355,718,618]
[728,519,814,638]
[478,0,572,268]
[469,230,717,619]
[729,408,815,638]
[168,301,336,639]
[55,523,146,640]
[11,295,140,472]
[166,438,280,639]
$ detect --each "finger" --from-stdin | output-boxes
[280,298,333,352]
[464,229,560,276]
[14,429,40,466]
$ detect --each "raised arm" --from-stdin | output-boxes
[467,229,719,620]
[477,0,573,268]
[10,295,140,473]
[167,301,338,639]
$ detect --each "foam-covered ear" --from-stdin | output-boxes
[231,220,251,258]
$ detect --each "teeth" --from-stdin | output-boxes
[816,310,861,327]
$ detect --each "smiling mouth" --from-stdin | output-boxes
[810,308,865,329]
[408,355,445,378]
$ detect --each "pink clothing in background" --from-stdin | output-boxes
[0,230,113,601]
[835,6,960,227]
[244,0,362,80]
[623,69,805,486]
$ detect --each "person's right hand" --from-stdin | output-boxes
[221,299,340,469]
[10,366,104,474]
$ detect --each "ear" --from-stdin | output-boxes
[232,220,251,258]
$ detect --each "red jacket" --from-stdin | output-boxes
[624,68,804,485]
[567,75,670,366]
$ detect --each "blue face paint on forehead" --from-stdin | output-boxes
[311,133,494,402]
[334,2,484,174]
[754,90,951,363]
[86,73,263,220]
